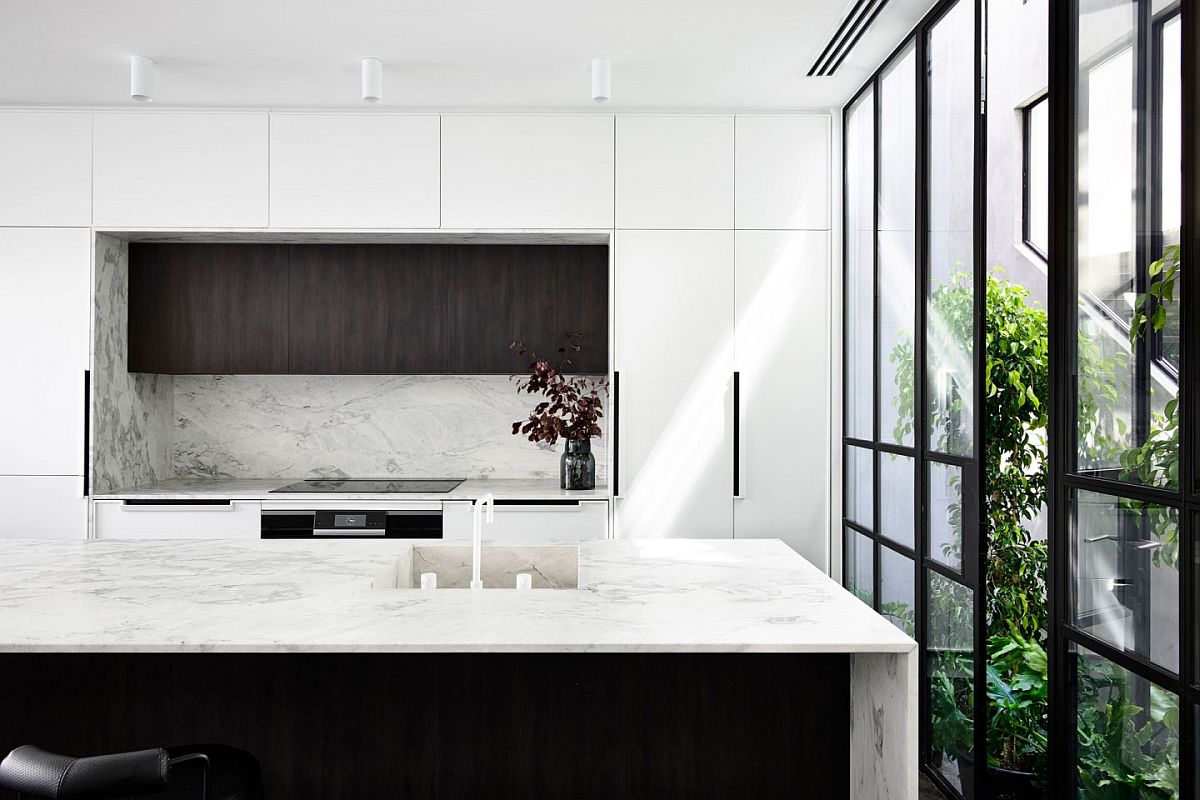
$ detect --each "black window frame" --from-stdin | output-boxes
[841,0,988,796]
[1022,93,1051,262]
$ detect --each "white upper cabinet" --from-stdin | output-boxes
[0,227,90,476]
[93,113,268,228]
[615,230,734,539]
[616,116,733,229]
[734,230,830,568]
[441,115,614,228]
[269,114,440,228]
[0,112,92,227]
[735,115,831,230]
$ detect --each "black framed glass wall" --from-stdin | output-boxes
[842,0,985,796]
[1049,0,1193,795]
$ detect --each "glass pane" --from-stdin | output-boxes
[846,528,875,606]
[846,90,876,440]
[928,571,975,797]
[1072,490,1179,673]
[929,461,964,572]
[1026,98,1050,256]
[927,0,977,458]
[880,547,915,636]
[878,46,917,448]
[846,446,874,528]
[1074,0,1180,491]
[1076,645,1180,797]
[879,452,915,548]
[1155,15,1181,373]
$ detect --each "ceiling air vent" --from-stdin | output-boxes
[807,0,891,77]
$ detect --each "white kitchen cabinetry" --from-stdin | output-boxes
[614,230,734,539]
[0,477,88,539]
[94,501,262,539]
[616,116,733,229]
[734,230,830,569]
[269,114,440,228]
[0,112,92,226]
[92,113,268,228]
[735,115,831,230]
[442,501,608,541]
[0,228,90,478]
[440,115,614,228]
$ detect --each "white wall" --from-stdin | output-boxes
[0,109,834,563]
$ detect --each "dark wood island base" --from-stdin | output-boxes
[0,652,849,799]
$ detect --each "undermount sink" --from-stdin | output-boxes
[372,544,580,590]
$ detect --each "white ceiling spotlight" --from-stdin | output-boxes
[130,55,154,102]
[590,58,611,104]
[362,57,383,104]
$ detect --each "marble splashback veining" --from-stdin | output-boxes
[171,374,608,481]
[91,234,173,493]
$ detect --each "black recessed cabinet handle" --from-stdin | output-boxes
[83,369,90,498]
[733,371,741,499]
[612,370,620,498]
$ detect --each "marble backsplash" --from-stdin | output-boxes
[171,374,608,481]
[92,234,174,493]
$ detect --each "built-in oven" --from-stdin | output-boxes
[260,502,443,539]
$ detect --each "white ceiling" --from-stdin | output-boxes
[0,0,933,111]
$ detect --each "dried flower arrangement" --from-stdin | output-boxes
[510,332,608,445]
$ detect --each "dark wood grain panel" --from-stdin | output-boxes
[128,242,608,375]
[128,243,290,374]
[0,653,848,799]
[289,243,608,374]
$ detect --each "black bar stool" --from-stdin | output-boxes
[0,744,262,800]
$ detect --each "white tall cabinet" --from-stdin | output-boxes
[615,230,735,539]
[613,114,831,563]
[0,228,91,539]
[734,230,831,567]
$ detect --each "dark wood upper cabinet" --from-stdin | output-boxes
[128,243,290,374]
[128,242,608,375]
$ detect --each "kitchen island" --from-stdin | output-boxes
[0,539,915,799]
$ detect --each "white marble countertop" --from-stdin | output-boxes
[93,477,610,502]
[0,539,914,654]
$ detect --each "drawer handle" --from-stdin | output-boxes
[121,500,234,512]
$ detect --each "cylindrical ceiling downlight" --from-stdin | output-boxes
[362,57,383,103]
[591,58,611,104]
[130,55,154,102]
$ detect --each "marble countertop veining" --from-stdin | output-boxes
[92,478,610,502]
[0,539,915,654]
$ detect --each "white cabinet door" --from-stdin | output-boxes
[734,231,830,568]
[94,500,262,539]
[442,501,608,541]
[269,114,440,228]
[0,112,92,226]
[93,113,268,228]
[616,116,733,229]
[0,228,90,476]
[735,115,831,230]
[614,231,734,539]
[0,477,87,539]
[441,115,614,228]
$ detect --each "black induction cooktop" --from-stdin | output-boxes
[269,479,465,494]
